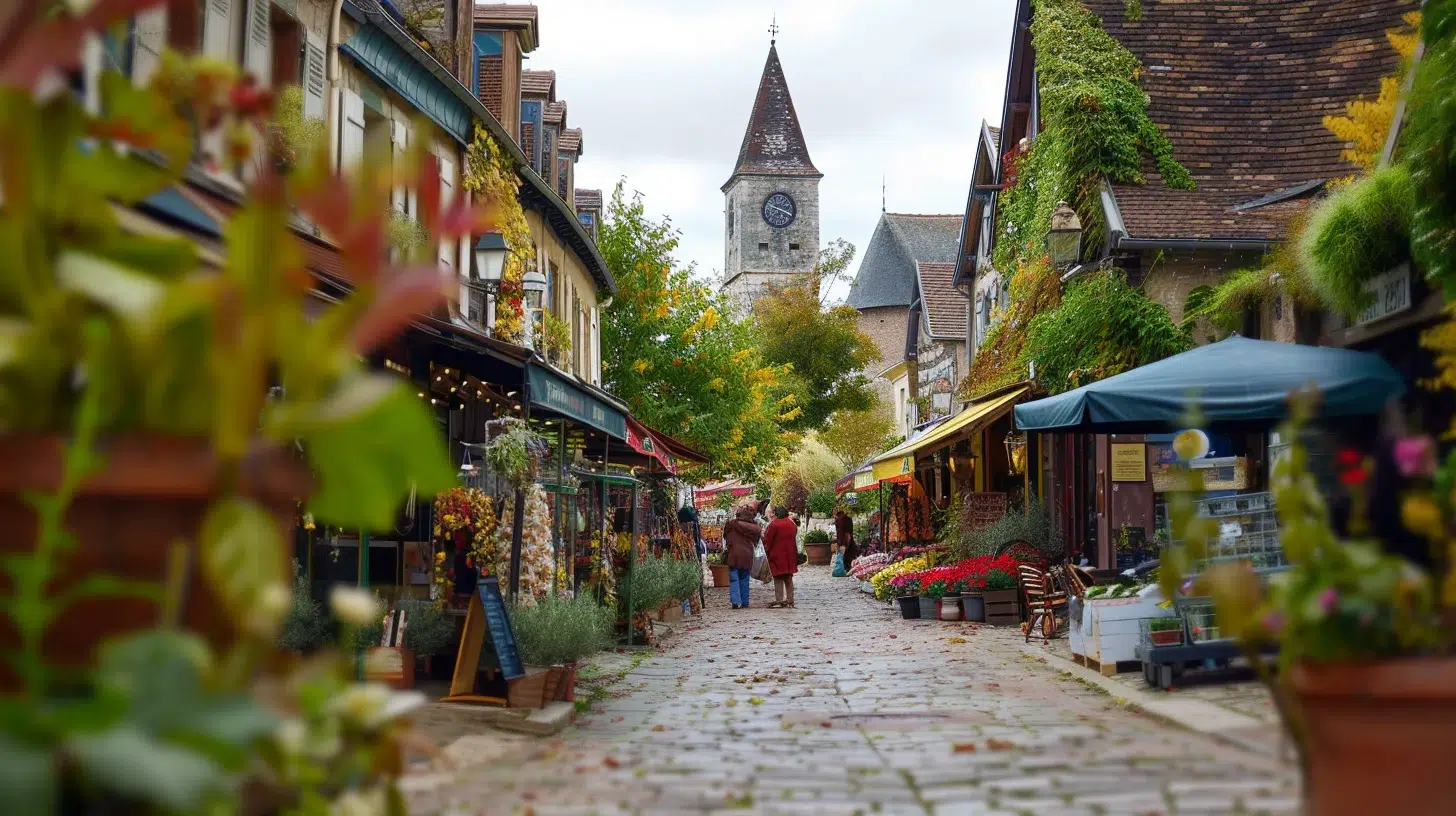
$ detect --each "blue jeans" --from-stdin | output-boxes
[730,567,751,607]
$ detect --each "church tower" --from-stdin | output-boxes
[721,39,821,314]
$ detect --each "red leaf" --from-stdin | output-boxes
[1,0,163,90]
[350,266,448,354]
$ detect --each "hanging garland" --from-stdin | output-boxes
[462,125,532,342]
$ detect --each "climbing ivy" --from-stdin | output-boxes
[960,258,1063,401]
[1024,270,1193,394]
[994,0,1194,272]
[1405,1,1456,290]
[462,125,531,342]
[1183,216,1322,334]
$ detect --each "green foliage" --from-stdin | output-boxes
[1147,617,1183,633]
[768,437,845,511]
[1402,2,1456,289]
[267,85,327,171]
[1124,0,1143,21]
[387,210,430,258]
[625,555,674,613]
[399,598,454,655]
[1024,270,1192,394]
[599,183,788,479]
[806,489,836,517]
[1299,163,1416,315]
[819,398,894,466]
[804,529,833,544]
[960,258,1063,400]
[950,497,1065,563]
[485,417,540,490]
[1183,216,1322,336]
[278,563,329,653]
[751,243,881,430]
[511,594,615,665]
[995,0,1194,271]
[983,569,1018,591]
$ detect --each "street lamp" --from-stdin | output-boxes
[1047,201,1083,267]
[472,234,509,334]
[1004,431,1027,476]
[522,264,548,351]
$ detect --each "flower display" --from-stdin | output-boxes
[850,552,892,580]
[495,485,556,603]
[871,555,932,600]
[889,555,1029,600]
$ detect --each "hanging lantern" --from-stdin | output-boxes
[1047,201,1083,267]
[1004,431,1028,476]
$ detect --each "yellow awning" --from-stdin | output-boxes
[871,454,915,483]
[871,386,1029,467]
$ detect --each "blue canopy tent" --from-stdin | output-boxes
[1013,336,1407,433]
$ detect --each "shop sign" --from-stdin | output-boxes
[528,365,627,439]
[1356,263,1411,326]
[1110,443,1147,482]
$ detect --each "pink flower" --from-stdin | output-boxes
[1393,436,1438,479]
[1318,588,1339,615]
[1262,611,1285,634]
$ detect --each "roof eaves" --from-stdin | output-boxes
[350,0,613,296]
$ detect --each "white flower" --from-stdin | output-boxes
[330,787,389,816]
[330,587,380,626]
[329,683,426,730]
[274,719,307,757]
[246,582,291,636]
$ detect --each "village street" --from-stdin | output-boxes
[404,569,1299,816]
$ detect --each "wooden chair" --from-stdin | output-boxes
[1018,565,1046,642]
[1025,564,1071,642]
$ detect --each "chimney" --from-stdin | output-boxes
[472,4,539,141]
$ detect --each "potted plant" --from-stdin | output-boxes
[1147,617,1185,647]
[512,594,615,704]
[278,562,331,654]
[399,598,455,684]
[707,551,731,587]
[803,529,833,566]
[959,577,986,622]
[890,574,921,619]
[983,569,1021,625]
[918,577,943,620]
[1159,392,1456,813]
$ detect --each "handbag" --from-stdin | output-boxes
[751,542,772,583]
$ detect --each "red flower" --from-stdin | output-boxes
[1336,449,1368,487]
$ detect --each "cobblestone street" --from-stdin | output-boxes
[404,568,1298,815]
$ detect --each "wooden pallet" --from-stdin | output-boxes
[1072,653,1140,677]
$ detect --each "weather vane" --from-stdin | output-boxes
[768,14,779,44]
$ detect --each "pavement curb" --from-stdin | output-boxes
[1024,644,1287,759]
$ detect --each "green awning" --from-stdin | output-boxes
[1013,336,1407,433]
[527,364,627,440]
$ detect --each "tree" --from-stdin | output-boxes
[820,397,895,466]
[599,183,791,480]
[751,241,880,431]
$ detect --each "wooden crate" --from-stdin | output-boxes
[983,588,1021,626]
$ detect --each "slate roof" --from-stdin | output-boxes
[723,43,820,190]
[1083,0,1418,242]
[575,189,602,209]
[915,262,965,341]
[987,125,1000,156]
[559,127,582,154]
[544,100,566,125]
[521,69,555,98]
[846,214,963,311]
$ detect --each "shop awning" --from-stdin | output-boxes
[871,386,1030,468]
[626,418,676,473]
[1012,336,1407,433]
[527,363,627,439]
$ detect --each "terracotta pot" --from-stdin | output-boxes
[709,563,730,587]
[509,666,553,709]
[1293,657,1456,816]
[0,435,310,689]
[804,542,832,566]
[1149,630,1184,647]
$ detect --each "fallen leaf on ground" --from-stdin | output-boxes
[985,682,1000,690]
[947,637,967,644]
[952,743,977,753]
[888,635,897,639]
[603,757,621,768]
[986,738,1016,751]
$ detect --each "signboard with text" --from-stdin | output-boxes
[1356,264,1411,327]
[1110,443,1148,482]
[527,365,627,439]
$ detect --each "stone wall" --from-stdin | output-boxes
[1137,248,1264,344]
[723,174,820,295]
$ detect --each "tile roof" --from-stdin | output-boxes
[846,214,963,310]
[723,43,819,189]
[915,262,965,341]
[575,188,602,209]
[559,127,582,154]
[473,4,538,25]
[987,125,1001,155]
[544,100,566,125]
[1083,0,1417,242]
[521,69,555,98]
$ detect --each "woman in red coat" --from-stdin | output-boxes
[762,505,799,608]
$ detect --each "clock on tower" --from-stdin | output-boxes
[761,192,797,228]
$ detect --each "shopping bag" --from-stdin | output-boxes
[831,552,847,577]
[751,543,772,583]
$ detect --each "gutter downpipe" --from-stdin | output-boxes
[326,0,346,169]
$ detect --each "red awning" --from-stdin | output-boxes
[626,417,676,473]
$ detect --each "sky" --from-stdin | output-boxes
[528,0,1018,303]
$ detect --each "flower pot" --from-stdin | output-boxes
[896,596,921,619]
[938,597,963,621]
[1148,629,1184,647]
[1293,657,1456,816]
[0,435,310,690]
[917,596,938,619]
[710,563,730,587]
[961,593,985,622]
[804,542,832,566]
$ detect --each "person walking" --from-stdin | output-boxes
[834,507,858,569]
[762,505,799,608]
[722,504,761,609]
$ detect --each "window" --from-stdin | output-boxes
[270,8,302,89]
[758,242,769,251]
[728,208,734,238]
[789,242,800,250]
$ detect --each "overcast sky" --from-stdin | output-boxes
[528,0,1017,302]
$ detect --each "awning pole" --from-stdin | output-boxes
[509,382,530,602]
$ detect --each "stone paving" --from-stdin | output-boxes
[404,568,1299,815]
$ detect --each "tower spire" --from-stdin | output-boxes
[882,176,887,212]
[768,14,779,44]
[721,37,821,190]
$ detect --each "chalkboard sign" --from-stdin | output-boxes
[477,577,524,681]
